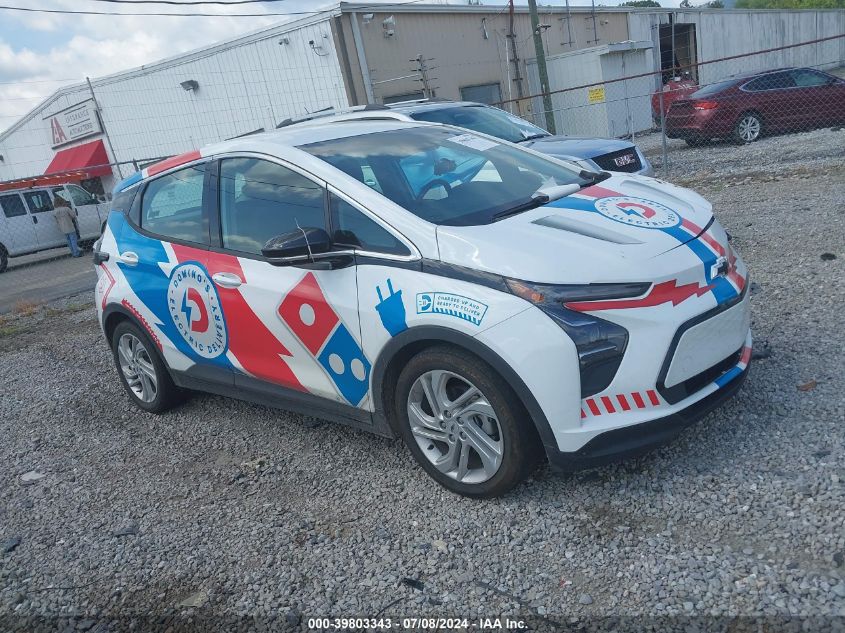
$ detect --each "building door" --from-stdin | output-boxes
[22,190,64,248]
[0,193,37,255]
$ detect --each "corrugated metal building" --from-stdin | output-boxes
[0,2,842,195]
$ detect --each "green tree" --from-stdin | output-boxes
[620,0,662,6]
[735,0,844,7]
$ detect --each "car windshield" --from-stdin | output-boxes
[690,79,741,98]
[408,105,550,143]
[300,126,589,226]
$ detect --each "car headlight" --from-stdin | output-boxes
[505,279,650,397]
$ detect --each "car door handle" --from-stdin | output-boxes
[118,251,139,266]
[32,215,38,224]
[212,272,242,289]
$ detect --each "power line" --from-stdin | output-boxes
[89,0,287,4]
[0,0,432,18]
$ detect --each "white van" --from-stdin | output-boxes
[0,183,107,272]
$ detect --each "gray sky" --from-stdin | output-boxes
[0,0,680,132]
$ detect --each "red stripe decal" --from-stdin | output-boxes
[616,394,631,411]
[566,279,712,312]
[681,218,702,234]
[147,150,201,177]
[740,345,752,364]
[121,299,162,351]
[99,263,115,310]
[581,184,622,199]
[586,399,601,416]
[171,245,304,391]
[600,396,616,414]
[581,409,586,419]
[632,392,646,408]
[700,231,726,256]
[647,390,660,406]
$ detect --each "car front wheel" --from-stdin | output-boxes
[394,346,541,498]
[111,320,183,413]
[734,112,762,143]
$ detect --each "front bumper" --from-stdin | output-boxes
[547,360,748,472]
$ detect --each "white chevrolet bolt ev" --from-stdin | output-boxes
[94,120,751,497]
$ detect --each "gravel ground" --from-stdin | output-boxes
[1,131,843,632]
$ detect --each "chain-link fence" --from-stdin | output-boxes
[0,159,164,313]
[497,34,845,178]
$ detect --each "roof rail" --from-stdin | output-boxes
[384,97,449,107]
[276,103,390,129]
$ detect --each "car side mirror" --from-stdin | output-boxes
[261,227,331,264]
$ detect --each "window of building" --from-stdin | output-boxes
[141,164,207,244]
[23,191,53,213]
[219,158,325,256]
[460,83,502,105]
[330,193,409,256]
[383,91,425,104]
[0,194,27,218]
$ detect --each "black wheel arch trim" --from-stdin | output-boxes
[371,324,559,454]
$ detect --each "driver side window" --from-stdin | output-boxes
[219,158,326,256]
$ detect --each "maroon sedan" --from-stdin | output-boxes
[666,67,845,145]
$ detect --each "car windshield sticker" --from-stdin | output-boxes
[417,292,488,326]
[167,262,227,359]
[594,196,681,229]
[446,133,498,152]
[375,279,407,336]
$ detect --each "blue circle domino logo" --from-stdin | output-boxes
[167,262,227,359]
[594,196,681,229]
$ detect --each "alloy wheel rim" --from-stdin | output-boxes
[738,115,760,142]
[117,333,158,403]
[407,370,503,484]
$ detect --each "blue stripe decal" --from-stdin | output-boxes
[715,365,742,388]
[109,213,234,371]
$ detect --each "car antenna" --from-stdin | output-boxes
[295,219,314,261]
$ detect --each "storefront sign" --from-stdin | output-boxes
[45,99,102,148]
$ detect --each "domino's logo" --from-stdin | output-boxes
[594,196,681,230]
[167,262,227,359]
[278,272,371,406]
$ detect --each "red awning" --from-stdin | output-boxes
[45,139,111,179]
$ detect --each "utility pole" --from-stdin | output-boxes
[86,77,121,178]
[413,54,433,99]
[507,0,525,112]
[528,0,556,133]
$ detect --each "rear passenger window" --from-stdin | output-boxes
[219,158,325,256]
[0,194,27,218]
[744,73,795,91]
[330,193,409,256]
[141,164,208,244]
[23,191,53,213]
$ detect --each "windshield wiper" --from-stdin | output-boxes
[517,133,551,142]
[492,193,550,221]
[491,183,582,222]
[579,169,612,188]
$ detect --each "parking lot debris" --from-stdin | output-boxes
[579,594,594,605]
[112,522,139,537]
[1,537,21,553]
[751,340,773,360]
[797,380,818,392]
[820,253,837,261]
[400,578,425,592]
[19,470,45,485]
[177,588,209,608]
[432,539,448,553]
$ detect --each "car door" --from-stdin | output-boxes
[125,161,233,385]
[209,156,370,409]
[22,189,64,248]
[55,184,103,239]
[789,68,841,126]
[0,193,37,255]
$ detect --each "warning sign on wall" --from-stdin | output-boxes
[587,87,606,104]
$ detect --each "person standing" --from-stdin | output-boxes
[53,194,81,258]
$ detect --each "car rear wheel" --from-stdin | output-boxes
[394,346,541,498]
[0,244,8,273]
[734,112,762,143]
[111,320,183,413]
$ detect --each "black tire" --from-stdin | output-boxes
[393,345,542,498]
[111,320,184,413]
[0,244,8,273]
[733,111,763,144]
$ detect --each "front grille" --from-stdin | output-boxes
[592,148,642,173]
[658,348,742,405]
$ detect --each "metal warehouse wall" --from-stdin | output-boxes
[339,8,629,107]
[628,9,845,87]
[0,14,349,181]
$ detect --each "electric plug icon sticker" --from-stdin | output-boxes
[375,279,407,336]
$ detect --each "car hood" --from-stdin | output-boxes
[436,174,717,285]
[521,135,635,159]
